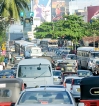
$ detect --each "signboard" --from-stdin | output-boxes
[32,0,51,22]
[0,84,6,88]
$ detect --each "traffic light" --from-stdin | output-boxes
[30,16,33,25]
[20,17,24,25]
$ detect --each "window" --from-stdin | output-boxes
[53,71,61,76]
[65,79,72,84]
[0,89,11,97]
[18,91,72,105]
[18,65,51,78]
[73,79,81,85]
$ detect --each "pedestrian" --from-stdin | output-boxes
[4,57,9,69]
[0,62,3,71]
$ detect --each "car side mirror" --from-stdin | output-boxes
[78,103,84,106]
[10,103,15,106]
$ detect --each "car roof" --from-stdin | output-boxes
[40,85,63,87]
[77,70,90,72]
[65,76,83,79]
[24,88,66,92]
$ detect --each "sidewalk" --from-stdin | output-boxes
[6,63,13,69]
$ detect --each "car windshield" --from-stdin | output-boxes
[67,55,75,59]
[73,79,81,85]
[0,71,12,75]
[91,52,99,58]
[18,91,72,104]
[78,71,92,76]
[18,65,51,78]
[96,61,99,64]
[53,71,61,76]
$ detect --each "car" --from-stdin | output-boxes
[14,88,76,106]
[65,54,76,60]
[63,76,83,100]
[11,64,18,71]
[0,69,16,78]
[77,70,93,77]
[53,70,62,85]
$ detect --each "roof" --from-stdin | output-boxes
[0,78,23,83]
[18,58,51,65]
[77,70,90,72]
[64,76,83,79]
[24,88,66,92]
[81,76,99,85]
[82,36,99,44]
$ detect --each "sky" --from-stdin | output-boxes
[70,0,99,9]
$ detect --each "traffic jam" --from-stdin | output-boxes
[0,39,99,106]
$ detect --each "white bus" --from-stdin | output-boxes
[16,58,54,87]
[15,40,38,56]
[77,47,99,69]
[21,43,42,57]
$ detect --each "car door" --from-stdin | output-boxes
[65,78,72,91]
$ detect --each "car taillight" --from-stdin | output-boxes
[71,79,74,90]
[56,66,61,70]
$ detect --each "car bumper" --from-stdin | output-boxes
[71,93,80,98]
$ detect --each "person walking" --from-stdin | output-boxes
[4,57,9,69]
[0,63,3,71]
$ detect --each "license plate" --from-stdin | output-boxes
[61,68,64,70]
[54,78,57,81]
[2,76,6,78]
[77,88,80,92]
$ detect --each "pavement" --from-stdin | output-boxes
[6,63,13,69]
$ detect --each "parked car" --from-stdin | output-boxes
[14,88,76,106]
[53,70,62,85]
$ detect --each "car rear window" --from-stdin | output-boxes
[0,89,11,97]
[73,79,81,85]
[40,86,64,88]
[53,71,61,76]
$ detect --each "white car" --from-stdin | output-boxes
[14,88,76,106]
[63,76,83,99]
[92,58,99,72]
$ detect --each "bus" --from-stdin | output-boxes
[21,43,42,57]
[77,47,99,69]
[15,40,34,55]
[48,40,58,47]
[16,58,54,87]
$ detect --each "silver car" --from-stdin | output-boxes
[70,77,83,99]
[53,70,62,85]
[14,88,76,106]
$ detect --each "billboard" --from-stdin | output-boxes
[51,0,69,22]
[87,6,99,22]
[32,0,51,23]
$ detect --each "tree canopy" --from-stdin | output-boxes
[34,15,99,43]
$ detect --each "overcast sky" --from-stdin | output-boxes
[70,0,99,9]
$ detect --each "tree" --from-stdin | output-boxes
[34,22,54,38]
[0,0,29,20]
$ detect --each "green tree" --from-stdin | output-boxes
[63,15,86,42]
[34,22,54,38]
[0,0,29,20]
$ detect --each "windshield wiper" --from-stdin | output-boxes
[34,71,46,79]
